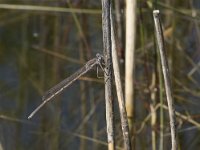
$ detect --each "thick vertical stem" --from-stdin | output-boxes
[110,8,132,150]
[153,10,177,150]
[101,0,115,149]
[125,0,137,136]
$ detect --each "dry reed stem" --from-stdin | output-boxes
[101,0,115,149]
[153,10,177,150]
[110,7,132,150]
[125,0,137,137]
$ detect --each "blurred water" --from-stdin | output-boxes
[0,1,200,150]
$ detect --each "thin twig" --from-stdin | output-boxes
[69,132,123,150]
[0,115,33,125]
[135,104,161,134]
[0,4,101,14]
[110,7,132,150]
[162,104,200,128]
[136,103,200,134]
[32,45,81,64]
[153,10,177,150]
[150,73,157,150]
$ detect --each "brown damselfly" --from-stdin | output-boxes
[28,53,105,119]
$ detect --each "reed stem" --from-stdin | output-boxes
[153,10,177,150]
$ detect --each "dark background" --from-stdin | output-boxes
[0,0,200,149]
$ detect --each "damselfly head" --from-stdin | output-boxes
[96,53,104,64]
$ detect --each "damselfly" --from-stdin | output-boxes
[28,53,104,119]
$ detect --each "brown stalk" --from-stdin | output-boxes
[153,10,177,150]
[110,7,132,150]
[125,0,137,141]
[101,0,115,149]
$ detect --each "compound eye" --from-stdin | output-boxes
[96,53,100,58]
